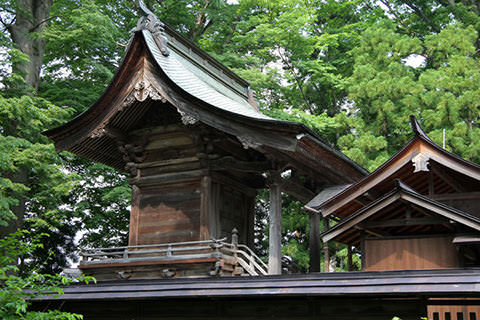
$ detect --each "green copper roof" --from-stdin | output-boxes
[144,30,273,121]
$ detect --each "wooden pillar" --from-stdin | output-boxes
[347,245,353,271]
[309,212,321,272]
[128,185,141,246]
[268,183,282,275]
[360,231,366,271]
[323,218,330,272]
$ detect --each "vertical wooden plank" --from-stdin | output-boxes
[323,218,330,272]
[128,185,141,246]
[268,183,282,275]
[208,179,219,240]
[347,245,353,271]
[360,231,366,271]
[200,176,211,240]
[309,212,321,272]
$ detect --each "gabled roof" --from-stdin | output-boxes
[43,3,366,185]
[320,180,480,245]
[307,116,480,218]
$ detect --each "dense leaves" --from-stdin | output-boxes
[0,231,93,320]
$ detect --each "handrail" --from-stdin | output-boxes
[81,238,227,252]
[237,244,268,270]
[80,238,227,262]
[221,242,268,276]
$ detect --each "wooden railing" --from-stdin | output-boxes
[80,238,227,264]
[219,228,268,276]
[79,230,269,276]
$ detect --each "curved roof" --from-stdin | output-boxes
[43,9,366,187]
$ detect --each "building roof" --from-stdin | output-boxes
[305,184,351,209]
[43,3,366,186]
[37,268,480,301]
[307,116,480,218]
[320,180,480,245]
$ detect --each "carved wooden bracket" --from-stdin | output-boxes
[238,136,261,150]
[178,109,198,125]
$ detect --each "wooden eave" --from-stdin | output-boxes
[320,180,480,245]
[314,117,480,218]
[43,19,366,186]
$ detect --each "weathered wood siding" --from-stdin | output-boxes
[364,237,458,271]
[203,177,255,244]
[134,182,201,245]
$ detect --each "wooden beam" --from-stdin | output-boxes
[268,183,282,275]
[423,144,480,181]
[309,212,321,272]
[430,192,480,201]
[321,193,401,243]
[361,217,450,229]
[401,193,480,231]
[209,156,271,173]
[430,162,467,193]
[278,178,315,203]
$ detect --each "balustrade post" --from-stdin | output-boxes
[231,228,238,248]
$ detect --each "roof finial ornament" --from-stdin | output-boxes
[135,0,170,56]
[409,115,432,142]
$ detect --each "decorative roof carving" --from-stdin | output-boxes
[410,115,432,142]
[135,0,169,56]
[412,153,430,173]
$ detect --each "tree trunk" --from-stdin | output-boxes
[8,0,53,92]
[0,0,52,238]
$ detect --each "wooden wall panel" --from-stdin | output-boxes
[428,303,480,320]
[207,178,255,245]
[365,237,458,271]
[134,182,201,245]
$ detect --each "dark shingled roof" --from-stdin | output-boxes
[305,184,351,210]
[37,268,480,301]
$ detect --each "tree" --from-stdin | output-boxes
[0,230,93,320]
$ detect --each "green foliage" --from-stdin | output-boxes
[0,230,94,319]
[68,161,130,249]
[1,0,480,275]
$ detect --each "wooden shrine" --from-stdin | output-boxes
[44,2,364,280]
[306,116,480,320]
[36,3,480,320]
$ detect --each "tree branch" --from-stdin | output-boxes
[379,0,416,36]
[402,1,440,33]
[29,15,63,32]
[277,45,313,112]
